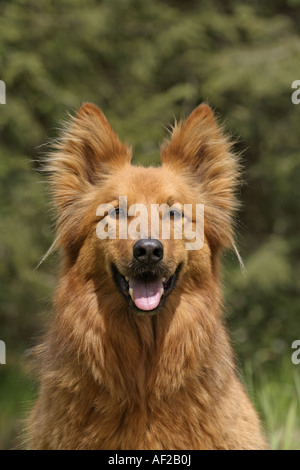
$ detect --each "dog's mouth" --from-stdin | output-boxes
[111,264,181,314]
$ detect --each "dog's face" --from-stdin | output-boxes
[48,103,239,315]
[90,164,211,314]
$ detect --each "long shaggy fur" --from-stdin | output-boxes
[27,103,267,450]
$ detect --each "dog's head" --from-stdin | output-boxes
[46,103,240,315]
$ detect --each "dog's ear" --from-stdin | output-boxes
[161,104,240,250]
[43,103,131,254]
[47,103,131,213]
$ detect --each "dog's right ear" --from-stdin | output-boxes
[41,103,132,256]
[47,103,131,214]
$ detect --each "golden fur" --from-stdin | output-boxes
[27,103,267,449]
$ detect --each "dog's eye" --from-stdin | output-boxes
[109,207,125,219]
[168,209,182,220]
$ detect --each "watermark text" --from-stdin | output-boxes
[0,81,6,104]
[291,80,300,105]
[0,340,6,365]
[96,197,204,251]
[291,340,300,365]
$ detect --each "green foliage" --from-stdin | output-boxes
[0,0,299,449]
[243,359,300,450]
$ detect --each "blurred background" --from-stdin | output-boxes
[0,0,300,450]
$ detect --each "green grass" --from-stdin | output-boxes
[0,358,36,450]
[243,359,300,450]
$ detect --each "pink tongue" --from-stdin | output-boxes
[129,278,163,311]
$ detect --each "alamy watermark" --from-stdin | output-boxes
[0,340,6,365]
[291,340,300,365]
[0,80,6,104]
[96,196,204,250]
[291,80,300,105]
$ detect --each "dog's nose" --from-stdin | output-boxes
[133,239,164,264]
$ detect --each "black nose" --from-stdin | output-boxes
[133,239,164,264]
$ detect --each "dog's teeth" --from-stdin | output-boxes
[125,276,129,282]
[162,277,166,282]
[129,288,134,301]
[160,287,164,298]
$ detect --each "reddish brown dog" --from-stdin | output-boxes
[28,103,267,449]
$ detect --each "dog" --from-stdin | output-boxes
[27,102,267,449]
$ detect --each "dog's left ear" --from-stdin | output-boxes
[161,104,240,249]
